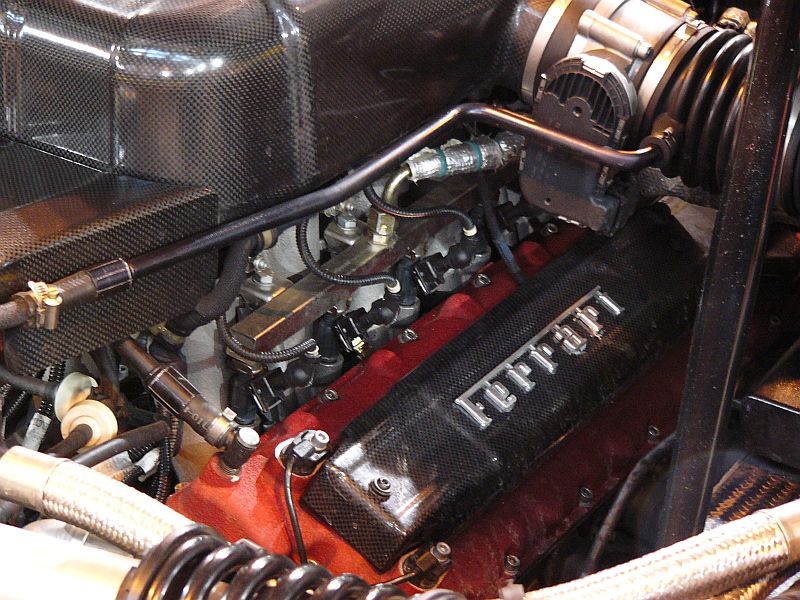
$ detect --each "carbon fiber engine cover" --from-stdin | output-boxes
[0,140,217,374]
[303,206,704,570]
[0,0,550,219]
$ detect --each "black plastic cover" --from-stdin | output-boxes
[0,140,217,374]
[303,206,704,570]
[0,0,550,219]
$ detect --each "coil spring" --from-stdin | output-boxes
[659,28,753,193]
[118,524,412,600]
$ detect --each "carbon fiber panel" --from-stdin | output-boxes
[303,206,704,570]
[0,140,217,374]
[0,0,549,219]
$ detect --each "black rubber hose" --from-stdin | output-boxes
[90,347,119,389]
[167,236,258,337]
[284,455,308,564]
[364,179,476,233]
[47,424,94,458]
[0,104,663,334]
[479,178,525,285]
[216,314,318,364]
[0,364,57,401]
[296,219,399,289]
[72,420,171,467]
[582,433,676,575]
[124,103,661,280]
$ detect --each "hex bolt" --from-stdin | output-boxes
[543,222,559,236]
[399,328,419,344]
[503,554,521,578]
[431,542,451,561]
[370,476,393,497]
[473,273,492,288]
[647,424,662,444]
[337,212,358,231]
[320,389,339,403]
[311,430,330,452]
[579,486,594,507]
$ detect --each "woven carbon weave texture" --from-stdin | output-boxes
[0,140,217,373]
[0,0,550,219]
[303,206,704,570]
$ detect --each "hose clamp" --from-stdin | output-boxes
[15,281,63,330]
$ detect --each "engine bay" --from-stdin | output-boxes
[3,0,800,599]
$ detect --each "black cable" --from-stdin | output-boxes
[38,362,66,418]
[153,435,173,503]
[582,433,676,575]
[296,218,399,289]
[284,455,308,564]
[364,180,476,233]
[47,424,94,458]
[216,314,317,364]
[0,104,663,334]
[379,572,418,586]
[479,178,525,285]
[167,236,258,338]
[72,420,171,467]
[0,364,57,400]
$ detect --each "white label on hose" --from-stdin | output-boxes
[22,413,51,450]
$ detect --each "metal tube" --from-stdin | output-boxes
[658,0,800,547]
[127,103,661,278]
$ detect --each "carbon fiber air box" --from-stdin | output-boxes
[303,206,704,570]
[0,140,217,374]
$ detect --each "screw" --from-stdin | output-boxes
[311,430,330,451]
[431,542,451,561]
[337,212,357,231]
[579,486,594,507]
[503,554,521,578]
[320,389,339,403]
[647,425,662,444]
[252,254,270,272]
[543,222,559,236]
[370,476,392,497]
[473,273,492,288]
[399,328,419,343]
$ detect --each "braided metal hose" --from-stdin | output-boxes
[525,503,800,600]
[0,446,190,556]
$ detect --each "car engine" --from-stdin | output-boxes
[3,0,800,598]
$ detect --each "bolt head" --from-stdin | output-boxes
[432,542,451,560]
[399,328,418,343]
[321,388,339,403]
[337,212,358,231]
[311,430,330,451]
[579,486,594,507]
[371,476,392,497]
[237,427,261,450]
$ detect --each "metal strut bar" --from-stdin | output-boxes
[658,0,800,547]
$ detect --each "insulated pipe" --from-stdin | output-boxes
[0,104,666,332]
[0,523,138,600]
[523,499,800,600]
[0,445,191,556]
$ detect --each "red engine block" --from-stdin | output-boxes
[169,229,688,598]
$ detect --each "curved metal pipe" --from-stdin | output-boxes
[0,103,663,330]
